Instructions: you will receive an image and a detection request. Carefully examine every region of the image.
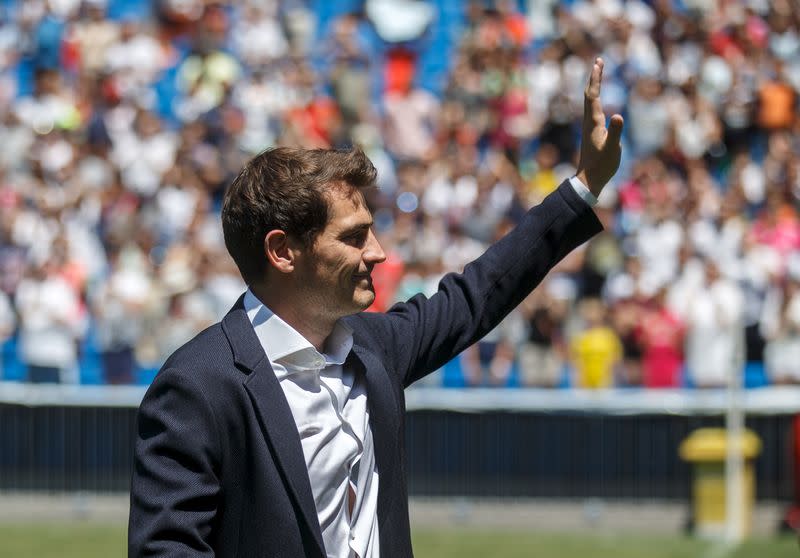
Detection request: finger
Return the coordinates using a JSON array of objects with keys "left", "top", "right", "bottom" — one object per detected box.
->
[
  {"left": 584, "top": 58, "right": 605, "bottom": 127},
  {"left": 584, "top": 57, "right": 603, "bottom": 100},
  {"left": 607, "top": 114, "right": 624, "bottom": 145}
]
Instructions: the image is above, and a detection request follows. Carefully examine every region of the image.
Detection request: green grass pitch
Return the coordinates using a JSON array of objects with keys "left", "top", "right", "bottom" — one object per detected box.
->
[{"left": 0, "top": 523, "right": 797, "bottom": 557}]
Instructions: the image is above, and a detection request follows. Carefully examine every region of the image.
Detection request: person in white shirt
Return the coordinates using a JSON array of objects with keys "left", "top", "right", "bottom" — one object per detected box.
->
[
  {"left": 15, "top": 258, "right": 84, "bottom": 383},
  {"left": 683, "top": 258, "right": 746, "bottom": 387}
]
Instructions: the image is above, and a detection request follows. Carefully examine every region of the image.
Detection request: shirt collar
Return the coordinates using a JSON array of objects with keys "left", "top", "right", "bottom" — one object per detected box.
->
[{"left": 243, "top": 289, "right": 354, "bottom": 372}]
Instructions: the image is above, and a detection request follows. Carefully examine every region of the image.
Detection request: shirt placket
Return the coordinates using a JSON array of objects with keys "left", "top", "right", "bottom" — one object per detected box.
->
[
  {"left": 342, "top": 380, "right": 367, "bottom": 557},
  {"left": 317, "top": 361, "right": 364, "bottom": 556}
]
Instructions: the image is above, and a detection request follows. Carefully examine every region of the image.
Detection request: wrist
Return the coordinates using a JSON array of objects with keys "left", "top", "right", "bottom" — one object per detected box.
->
[
  {"left": 575, "top": 169, "right": 602, "bottom": 197},
  {"left": 568, "top": 175, "right": 598, "bottom": 207}
]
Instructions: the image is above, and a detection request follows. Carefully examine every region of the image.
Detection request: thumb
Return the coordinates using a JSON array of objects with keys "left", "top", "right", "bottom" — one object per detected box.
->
[{"left": 606, "top": 114, "right": 624, "bottom": 146}]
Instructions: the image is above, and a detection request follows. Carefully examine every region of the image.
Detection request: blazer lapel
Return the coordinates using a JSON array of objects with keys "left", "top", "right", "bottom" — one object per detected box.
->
[
  {"left": 222, "top": 300, "right": 325, "bottom": 557},
  {"left": 350, "top": 344, "right": 402, "bottom": 524}
]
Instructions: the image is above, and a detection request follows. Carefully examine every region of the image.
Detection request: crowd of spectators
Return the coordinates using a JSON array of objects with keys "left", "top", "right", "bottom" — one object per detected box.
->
[{"left": 0, "top": 0, "right": 799, "bottom": 389}]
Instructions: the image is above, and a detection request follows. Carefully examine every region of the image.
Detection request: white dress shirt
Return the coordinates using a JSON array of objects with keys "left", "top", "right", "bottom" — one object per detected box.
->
[{"left": 244, "top": 290, "right": 379, "bottom": 558}]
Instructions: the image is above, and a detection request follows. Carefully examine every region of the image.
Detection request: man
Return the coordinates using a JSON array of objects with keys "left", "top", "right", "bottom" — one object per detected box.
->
[{"left": 129, "top": 58, "right": 623, "bottom": 557}]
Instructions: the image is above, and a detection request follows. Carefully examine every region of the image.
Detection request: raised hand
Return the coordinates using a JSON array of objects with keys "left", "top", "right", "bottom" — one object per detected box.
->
[{"left": 575, "top": 57, "right": 624, "bottom": 197}]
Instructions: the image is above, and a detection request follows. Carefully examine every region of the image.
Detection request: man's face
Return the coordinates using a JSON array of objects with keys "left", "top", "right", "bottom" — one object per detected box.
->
[{"left": 294, "top": 188, "right": 386, "bottom": 319}]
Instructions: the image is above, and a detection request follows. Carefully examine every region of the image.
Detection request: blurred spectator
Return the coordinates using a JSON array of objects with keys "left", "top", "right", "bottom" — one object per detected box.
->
[
  {"left": 527, "top": 143, "right": 562, "bottom": 202},
  {"left": 569, "top": 298, "right": 622, "bottom": 389},
  {"left": 322, "top": 13, "right": 372, "bottom": 135},
  {"left": 636, "top": 287, "right": 685, "bottom": 388},
  {"left": 0, "top": 289, "right": 14, "bottom": 378},
  {"left": 90, "top": 251, "right": 151, "bottom": 384},
  {"left": 461, "top": 309, "right": 525, "bottom": 387},
  {"left": 14, "top": 68, "right": 79, "bottom": 134},
  {"left": 111, "top": 108, "right": 179, "bottom": 196},
  {"left": 175, "top": 42, "right": 242, "bottom": 123},
  {"left": 383, "top": 82, "right": 439, "bottom": 162},
  {"left": 763, "top": 273, "right": 800, "bottom": 385},
  {"left": 104, "top": 19, "right": 170, "bottom": 97},
  {"left": 15, "top": 256, "right": 85, "bottom": 383},
  {"left": 756, "top": 65, "right": 796, "bottom": 131},
  {"left": 70, "top": 0, "right": 119, "bottom": 77},
  {"left": 609, "top": 296, "right": 644, "bottom": 387},
  {"left": 682, "top": 259, "right": 746, "bottom": 388},
  {"left": 232, "top": 2, "right": 289, "bottom": 67},
  {"left": 0, "top": 194, "right": 28, "bottom": 296},
  {"left": 518, "top": 280, "right": 572, "bottom": 387},
  {"left": 150, "top": 289, "right": 217, "bottom": 365},
  {"left": 627, "top": 78, "right": 669, "bottom": 157}
]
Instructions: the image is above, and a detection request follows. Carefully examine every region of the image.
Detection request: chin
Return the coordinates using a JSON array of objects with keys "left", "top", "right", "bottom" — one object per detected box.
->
[{"left": 354, "top": 291, "right": 375, "bottom": 311}]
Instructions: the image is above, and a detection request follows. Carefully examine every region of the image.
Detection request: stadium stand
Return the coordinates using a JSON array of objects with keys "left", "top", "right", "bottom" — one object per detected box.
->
[{"left": 0, "top": 0, "right": 798, "bottom": 392}]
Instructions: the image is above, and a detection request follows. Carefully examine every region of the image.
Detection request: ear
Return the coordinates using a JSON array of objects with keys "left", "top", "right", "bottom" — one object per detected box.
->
[{"left": 264, "top": 230, "right": 297, "bottom": 274}]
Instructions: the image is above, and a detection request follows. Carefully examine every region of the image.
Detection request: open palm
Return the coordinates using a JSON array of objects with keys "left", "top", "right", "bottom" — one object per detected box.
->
[{"left": 575, "top": 58, "right": 624, "bottom": 197}]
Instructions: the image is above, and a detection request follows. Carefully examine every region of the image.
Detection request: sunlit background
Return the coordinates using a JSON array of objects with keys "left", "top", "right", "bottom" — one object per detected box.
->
[{"left": 0, "top": 0, "right": 798, "bottom": 556}]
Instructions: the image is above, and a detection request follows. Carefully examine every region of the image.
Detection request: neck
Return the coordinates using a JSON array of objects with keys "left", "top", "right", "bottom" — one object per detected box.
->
[{"left": 250, "top": 282, "right": 334, "bottom": 352}]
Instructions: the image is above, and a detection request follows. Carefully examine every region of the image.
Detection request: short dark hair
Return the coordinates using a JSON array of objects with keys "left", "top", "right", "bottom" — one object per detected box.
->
[{"left": 221, "top": 147, "right": 377, "bottom": 284}]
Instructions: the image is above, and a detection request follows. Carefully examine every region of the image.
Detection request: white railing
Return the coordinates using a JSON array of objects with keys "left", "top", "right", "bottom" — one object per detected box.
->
[{"left": 0, "top": 381, "right": 798, "bottom": 415}]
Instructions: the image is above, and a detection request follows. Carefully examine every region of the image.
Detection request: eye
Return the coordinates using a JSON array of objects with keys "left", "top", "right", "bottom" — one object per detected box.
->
[{"left": 343, "top": 229, "right": 368, "bottom": 246}]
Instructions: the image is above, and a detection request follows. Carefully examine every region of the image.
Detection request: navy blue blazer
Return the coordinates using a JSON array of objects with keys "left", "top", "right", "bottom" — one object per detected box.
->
[{"left": 128, "top": 181, "right": 602, "bottom": 557}]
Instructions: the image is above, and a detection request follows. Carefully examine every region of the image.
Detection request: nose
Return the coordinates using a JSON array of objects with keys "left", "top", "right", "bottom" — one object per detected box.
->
[{"left": 364, "top": 228, "right": 387, "bottom": 265}]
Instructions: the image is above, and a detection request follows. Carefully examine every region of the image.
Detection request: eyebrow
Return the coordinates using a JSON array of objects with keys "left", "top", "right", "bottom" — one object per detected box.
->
[{"left": 339, "top": 222, "right": 373, "bottom": 236}]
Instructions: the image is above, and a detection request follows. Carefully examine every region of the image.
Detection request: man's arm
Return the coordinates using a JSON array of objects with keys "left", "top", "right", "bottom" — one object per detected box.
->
[
  {"left": 128, "top": 368, "right": 222, "bottom": 557},
  {"left": 355, "top": 58, "right": 623, "bottom": 385},
  {"left": 362, "top": 181, "right": 602, "bottom": 385}
]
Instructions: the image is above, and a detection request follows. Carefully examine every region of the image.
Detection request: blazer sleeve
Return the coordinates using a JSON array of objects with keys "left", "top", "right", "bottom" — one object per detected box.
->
[
  {"left": 356, "top": 180, "right": 603, "bottom": 387},
  {"left": 128, "top": 367, "right": 222, "bottom": 557}
]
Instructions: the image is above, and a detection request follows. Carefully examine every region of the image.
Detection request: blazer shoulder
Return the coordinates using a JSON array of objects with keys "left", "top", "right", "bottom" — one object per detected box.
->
[{"left": 345, "top": 312, "right": 401, "bottom": 350}]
